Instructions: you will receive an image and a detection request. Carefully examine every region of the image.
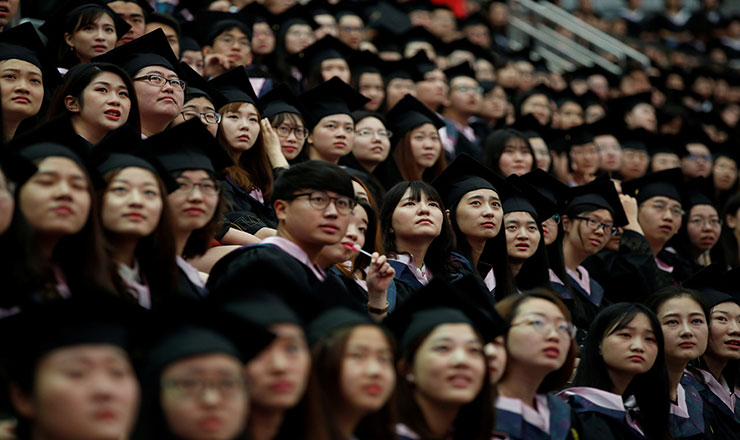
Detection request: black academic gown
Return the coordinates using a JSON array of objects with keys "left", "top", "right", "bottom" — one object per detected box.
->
[
  {"left": 682, "top": 370, "right": 740, "bottom": 440},
  {"left": 220, "top": 177, "right": 278, "bottom": 235}
]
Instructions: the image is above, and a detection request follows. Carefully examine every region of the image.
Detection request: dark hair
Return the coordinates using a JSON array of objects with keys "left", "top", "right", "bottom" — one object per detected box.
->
[
  {"left": 481, "top": 129, "right": 534, "bottom": 176},
  {"left": 48, "top": 62, "right": 142, "bottom": 136},
  {"left": 173, "top": 170, "right": 228, "bottom": 259},
  {"left": 717, "top": 193, "right": 740, "bottom": 268},
  {"left": 671, "top": 202, "right": 720, "bottom": 262},
  {"left": 645, "top": 285, "right": 710, "bottom": 321},
  {"left": 380, "top": 181, "right": 455, "bottom": 278},
  {"left": 272, "top": 21, "right": 308, "bottom": 85},
  {"left": 99, "top": 167, "right": 179, "bottom": 308},
  {"left": 303, "top": 324, "right": 398, "bottom": 440},
  {"left": 203, "top": 22, "right": 251, "bottom": 47},
  {"left": 505, "top": 210, "right": 551, "bottom": 292},
  {"left": 307, "top": 57, "right": 349, "bottom": 89},
  {"left": 58, "top": 6, "right": 120, "bottom": 67},
  {"left": 272, "top": 160, "right": 354, "bottom": 203},
  {"left": 573, "top": 303, "right": 671, "bottom": 440},
  {"left": 146, "top": 12, "right": 181, "bottom": 39},
  {"left": 393, "top": 130, "right": 446, "bottom": 183},
  {"left": 351, "top": 110, "right": 386, "bottom": 127},
  {"left": 269, "top": 111, "right": 308, "bottom": 164}
]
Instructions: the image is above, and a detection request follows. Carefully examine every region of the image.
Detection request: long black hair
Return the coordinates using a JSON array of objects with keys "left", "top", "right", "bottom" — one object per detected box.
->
[
  {"left": 481, "top": 128, "right": 535, "bottom": 176},
  {"left": 573, "top": 303, "right": 671, "bottom": 440},
  {"left": 504, "top": 209, "right": 550, "bottom": 292}
]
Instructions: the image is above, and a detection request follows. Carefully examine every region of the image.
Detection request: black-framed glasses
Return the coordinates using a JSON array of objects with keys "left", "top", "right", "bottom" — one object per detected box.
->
[
  {"left": 287, "top": 191, "right": 356, "bottom": 215},
  {"left": 548, "top": 214, "right": 561, "bottom": 225},
  {"left": 574, "top": 216, "right": 618, "bottom": 236},
  {"left": 275, "top": 125, "right": 309, "bottom": 140},
  {"left": 181, "top": 111, "right": 221, "bottom": 124},
  {"left": 161, "top": 377, "right": 246, "bottom": 400},
  {"left": 134, "top": 74, "right": 186, "bottom": 91},
  {"left": 174, "top": 179, "right": 221, "bottom": 197}
]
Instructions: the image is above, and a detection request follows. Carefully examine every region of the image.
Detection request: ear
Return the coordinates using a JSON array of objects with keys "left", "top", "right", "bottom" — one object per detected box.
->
[
  {"left": 561, "top": 215, "right": 571, "bottom": 233},
  {"left": 274, "top": 199, "right": 288, "bottom": 223},
  {"left": 727, "top": 213, "right": 737, "bottom": 229},
  {"left": 202, "top": 45, "right": 213, "bottom": 55},
  {"left": 63, "top": 32, "right": 74, "bottom": 49},
  {"left": 445, "top": 209, "right": 451, "bottom": 223},
  {"left": 64, "top": 96, "right": 81, "bottom": 113},
  {"left": 8, "top": 384, "right": 34, "bottom": 419},
  {"left": 307, "top": 133, "right": 314, "bottom": 146}
]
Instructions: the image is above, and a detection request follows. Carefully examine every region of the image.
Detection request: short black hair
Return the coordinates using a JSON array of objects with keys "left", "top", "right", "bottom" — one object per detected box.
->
[
  {"left": 272, "top": 160, "right": 354, "bottom": 202},
  {"left": 146, "top": 12, "right": 181, "bottom": 39}
]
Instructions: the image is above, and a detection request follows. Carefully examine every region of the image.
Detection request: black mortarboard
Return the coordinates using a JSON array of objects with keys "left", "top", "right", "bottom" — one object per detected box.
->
[
  {"left": 514, "top": 84, "right": 554, "bottom": 114},
  {"left": 617, "top": 127, "right": 653, "bottom": 152},
  {"left": 92, "top": 28, "right": 181, "bottom": 76},
  {"left": 408, "top": 50, "right": 438, "bottom": 77},
  {"left": 179, "top": 35, "right": 201, "bottom": 53},
  {"left": 402, "top": 0, "right": 433, "bottom": 14},
  {"left": 621, "top": 168, "right": 683, "bottom": 204},
  {"left": 306, "top": 0, "right": 338, "bottom": 17},
  {"left": 566, "top": 123, "right": 596, "bottom": 148},
  {"left": 683, "top": 263, "right": 740, "bottom": 307},
  {"left": 0, "top": 22, "right": 61, "bottom": 89},
  {"left": 291, "top": 35, "right": 355, "bottom": 77},
  {"left": 372, "top": 23, "right": 402, "bottom": 55},
  {"left": 384, "top": 275, "right": 506, "bottom": 352},
  {"left": 683, "top": 177, "right": 716, "bottom": 210},
  {"left": 567, "top": 176, "right": 628, "bottom": 227},
  {"left": 385, "top": 94, "right": 445, "bottom": 146},
  {"left": 384, "top": 57, "right": 424, "bottom": 82},
  {"left": 350, "top": 50, "right": 386, "bottom": 76},
  {"left": 443, "top": 61, "right": 477, "bottom": 82},
  {"left": 431, "top": 153, "right": 510, "bottom": 211},
  {"left": 400, "top": 26, "right": 442, "bottom": 52},
  {"left": 258, "top": 82, "right": 307, "bottom": 120},
  {"left": 307, "top": 307, "right": 374, "bottom": 346},
  {"left": 270, "top": 4, "right": 319, "bottom": 34},
  {"left": 502, "top": 175, "right": 557, "bottom": 221},
  {"left": 40, "top": 0, "right": 131, "bottom": 48},
  {"left": 208, "top": 65, "right": 258, "bottom": 106},
  {"left": 511, "top": 114, "right": 550, "bottom": 139},
  {"left": 179, "top": 62, "right": 227, "bottom": 108},
  {"left": 679, "top": 124, "right": 713, "bottom": 151},
  {"left": 145, "top": 119, "right": 231, "bottom": 174},
  {"left": 520, "top": 168, "right": 570, "bottom": 213},
  {"left": 458, "top": 12, "right": 491, "bottom": 30},
  {"left": 609, "top": 92, "right": 653, "bottom": 116},
  {"left": 299, "top": 76, "right": 369, "bottom": 129},
  {"left": 196, "top": 9, "right": 254, "bottom": 45},
  {"left": 240, "top": 2, "right": 272, "bottom": 24},
  {"left": 0, "top": 147, "right": 36, "bottom": 186},
  {"left": 15, "top": 141, "right": 85, "bottom": 168}
]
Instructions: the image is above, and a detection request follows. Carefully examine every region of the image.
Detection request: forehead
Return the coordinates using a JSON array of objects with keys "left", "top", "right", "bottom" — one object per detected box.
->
[
  {"left": 184, "top": 96, "right": 216, "bottom": 108},
  {"left": 658, "top": 296, "right": 704, "bottom": 316},
  {"left": 218, "top": 27, "right": 248, "bottom": 39},
  {"left": 347, "top": 325, "right": 388, "bottom": 346},
  {"left": 320, "top": 113, "right": 353, "bottom": 124},
  {"left": 42, "top": 344, "right": 129, "bottom": 365},
  {"left": 359, "top": 72, "right": 383, "bottom": 84},
  {"left": 178, "top": 169, "right": 211, "bottom": 180},
  {"left": 107, "top": 1, "right": 144, "bottom": 15},
  {"left": 644, "top": 195, "right": 680, "bottom": 205},
  {"left": 411, "top": 123, "right": 437, "bottom": 134},
  {"left": 162, "top": 352, "right": 242, "bottom": 376},
  {"left": 464, "top": 188, "right": 499, "bottom": 199},
  {"left": 424, "top": 322, "right": 478, "bottom": 342},
  {"left": 505, "top": 211, "right": 536, "bottom": 222},
  {"left": 147, "top": 22, "right": 176, "bottom": 35},
  {"left": 0, "top": 58, "right": 42, "bottom": 75},
  {"left": 91, "top": 71, "right": 127, "bottom": 85},
  {"left": 135, "top": 66, "right": 178, "bottom": 78},
  {"left": 356, "top": 117, "right": 384, "bottom": 129},
  {"left": 712, "top": 302, "right": 740, "bottom": 314},
  {"left": 451, "top": 76, "right": 478, "bottom": 88},
  {"left": 515, "top": 297, "right": 564, "bottom": 320},
  {"left": 112, "top": 166, "right": 158, "bottom": 183},
  {"left": 689, "top": 204, "right": 718, "bottom": 216},
  {"left": 36, "top": 156, "right": 85, "bottom": 175}
]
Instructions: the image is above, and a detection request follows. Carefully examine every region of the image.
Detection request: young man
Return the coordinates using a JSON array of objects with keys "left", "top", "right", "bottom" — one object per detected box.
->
[
  {"left": 441, "top": 62, "right": 483, "bottom": 159},
  {"left": 198, "top": 11, "right": 253, "bottom": 78},
  {"left": 107, "top": 0, "right": 150, "bottom": 46}
]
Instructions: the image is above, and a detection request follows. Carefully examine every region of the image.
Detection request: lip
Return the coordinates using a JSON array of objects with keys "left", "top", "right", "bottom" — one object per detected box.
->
[
  {"left": 283, "top": 146, "right": 296, "bottom": 153},
  {"left": 589, "top": 238, "right": 602, "bottom": 247},
  {"left": 238, "top": 134, "right": 251, "bottom": 143},
  {"left": 658, "top": 224, "right": 673, "bottom": 233},
  {"left": 269, "top": 381, "right": 295, "bottom": 393},
  {"left": 119, "top": 37, "right": 132, "bottom": 44},
  {"left": 11, "top": 96, "right": 30, "bottom": 104},
  {"left": 319, "top": 224, "right": 339, "bottom": 234},
  {"left": 481, "top": 221, "right": 495, "bottom": 228},
  {"left": 725, "top": 339, "right": 740, "bottom": 349},
  {"left": 333, "top": 142, "right": 347, "bottom": 148},
  {"left": 447, "top": 373, "right": 472, "bottom": 388},
  {"left": 416, "top": 218, "right": 433, "bottom": 225},
  {"left": 543, "top": 346, "right": 560, "bottom": 358},
  {"left": 184, "top": 207, "right": 205, "bottom": 215},
  {"left": 422, "top": 153, "right": 436, "bottom": 160},
  {"left": 92, "top": 44, "right": 108, "bottom": 52},
  {"left": 158, "top": 96, "right": 177, "bottom": 104},
  {"left": 123, "top": 212, "right": 145, "bottom": 220},
  {"left": 52, "top": 205, "right": 73, "bottom": 215},
  {"left": 104, "top": 108, "right": 121, "bottom": 120},
  {"left": 198, "top": 416, "right": 223, "bottom": 431},
  {"left": 515, "top": 243, "right": 530, "bottom": 250},
  {"left": 362, "top": 383, "right": 383, "bottom": 396},
  {"left": 370, "top": 146, "right": 384, "bottom": 153},
  {"left": 228, "top": 54, "right": 242, "bottom": 61},
  {"left": 629, "top": 355, "right": 645, "bottom": 362},
  {"left": 678, "top": 341, "right": 696, "bottom": 349},
  {"left": 93, "top": 409, "right": 117, "bottom": 421}
]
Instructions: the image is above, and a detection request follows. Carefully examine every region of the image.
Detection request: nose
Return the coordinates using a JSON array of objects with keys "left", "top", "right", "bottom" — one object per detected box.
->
[
  {"left": 324, "top": 200, "right": 339, "bottom": 216},
  {"left": 128, "top": 188, "right": 144, "bottom": 205},
  {"left": 450, "top": 346, "right": 467, "bottom": 365},
  {"left": 679, "top": 321, "right": 693, "bottom": 336},
  {"left": 95, "top": 28, "right": 106, "bottom": 41},
  {"left": 201, "top": 387, "right": 223, "bottom": 406},
  {"left": 53, "top": 180, "right": 73, "bottom": 198},
  {"left": 365, "top": 358, "right": 382, "bottom": 376},
  {"left": 344, "top": 223, "right": 359, "bottom": 242},
  {"left": 271, "top": 350, "right": 288, "bottom": 371},
  {"left": 187, "top": 186, "right": 204, "bottom": 202},
  {"left": 631, "top": 338, "right": 646, "bottom": 352}
]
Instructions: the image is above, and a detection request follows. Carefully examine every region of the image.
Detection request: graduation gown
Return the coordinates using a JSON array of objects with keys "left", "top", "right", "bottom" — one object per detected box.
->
[
  {"left": 558, "top": 388, "right": 646, "bottom": 440},
  {"left": 684, "top": 369, "right": 740, "bottom": 439},
  {"left": 494, "top": 393, "right": 575, "bottom": 440},
  {"left": 220, "top": 177, "right": 278, "bottom": 235},
  {"left": 670, "top": 372, "right": 712, "bottom": 440},
  {"left": 449, "top": 252, "right": 497, "bottom": 298},
  {"left": 176, "top": 256, "right": 208, "bottom": 300},
  {"left": 550, "top": 267, "right": 606, "bottom": 347}
]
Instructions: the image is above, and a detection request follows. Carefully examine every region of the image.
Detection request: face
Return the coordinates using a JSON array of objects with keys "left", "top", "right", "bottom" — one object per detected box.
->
[
  {"left": 273, "top": 113, "right": 306, "bottom": 161},
  {"left": 0, "top": 169, "right": 13, "bottom": 235},
  {"left": 595, "top": 135, "right": 622, "bottom": 173},
  {"left": 245, "top": 323, "right": 311, "bottom": 410},
  {"left": 0, "top": 59, "right": 43, "bottom": 121},
  {"left": 713, "top": 156, "right": 738, "bottom": 191},
  {"left": 416, "top": 69, "right": 448, "bottom": 110},
  {"left": 133, "top": 66, "right": 184, "bottom": 122},
  {"left": 337, "top": 15, "right": 364, "bottom": 49},
  {"left": 585, "top": 104, "right": 606, "bottom": 124},
  {"left": 520, "top": 94, "right": 551, "bottom": 126},
  {"left": 485, "top": 336, "right": 507, "bottom": 385},
  {"left": 352, "top": 117, "right": 390, "bottom": 167},
  {"left": 411, "top": 323, "right": 486, "bottom": 406},
  {"left": 166, "top": 170, "right": 219, "bottom": 234},
  {"left": 563, "top": 209, "right": 614, "bottom": 256},
  {"left": 448, "top": 77, "right": 482, "bottom": 116},
  {"left": 161, "top": 354, "right": 248, "bottom": 440},
  {"left": 308, "top": 114, "right": 354, "bottom": 163},
  {"left": 557, "top": 102, "right": 584, "bottom": 129},
  {"left": 319, "top": 205, "right": 368, "bottom": 264},
  {"left": 284, "top": 24, "right": 315, "bottom": 54},
  {"left": 505, "top": 298, "right": 572, "bottom": 374},
  {"left": 681, "top": 143, "right": 712, "bottom": 179},
  {"left": 340, "top": 326, "right": 395, "bottom": 413},
  {"left": 320, "top": 58, "right": 350, "bottom": 84},
  {"left": 357, "top": 72, "right": 385, "bottom": 112},
  {"left": 686, "top": 204, "right": 721, "bottom": 253},
  {"left": 455, "top": 188, "right": 503, "bottom": 241},
  {"left": 181, "top": 50, "right": 205, "bottom": 77},
  {"left": 220, "top": 102, "right": 260, "bottom": 152},
  {"left": 171, "top": 97, "right": 219, "bottom": 137},
  {"left": 19, "top": 157, "right": 91, "bottom": 239},
  {"left": 542, "top": 216, "right": 559, "bottom": 246},
  {"left": 208, "top": 27, "right": 252, "bottom": 68},
  {"left": 409, "top": 123, "right": 442, "bottom": 170},
  {"left": 101, "top": 167, "right": 162, "bottom": 239},
  {"left": 108, "top": 1, "right": 145, "bottom": 46},
  {"left": 658, "top": 296, "right": 708, "bottom": 364},
  {"left": 651, "top": 152, "right": 680, "bottom": 173},
  {"left": 65, "top": 13, "right": 117, "bottom": 63},
  {"left": 69, "top": 71, "right": 131, "bottom": 135},
  {"left": 276, "top": 189, "right": 352, "bottom": 248},
  {"left": 498, "top": 138, "right": 533, "bottom": 177},
  {"left": 19, "top": 345, "right": 139, "bottom": 440},
  {"left": 251, "top": 22, "right": 275, "bottom": 55},
  {"left": 638, "top": 196, "right": 683, "bottom": 249},
  {"left": 391, "top": 188, "right": 443, "bottom": 244},
  {"left": 529, "top": 137, "right": 551, "bottom": 171},
  {"left": 505, "top": 211, "right": 540, "bottom": 262},
  {"left": 625, "top": 103, "right": 657, "bottom": 132},
  {"left": 0, "top": 0, "right": 19, "bottom": 29},
  {"left": 145, "top": 22, "right": 179, "bottom": 56},
  {"left": 569, "top": 143, "right": 599, "bottom": 176},
  {"left": 600, "top": 313, "right": 658, "bottom": 381},
  {"left": 707, "top": 302, "right": 740, "bottom": 361},
  {"left": 385, "top": 78, "right": 416, "bottom": 110},
  {"left": 313, "top": 14, "right": 338, "bottom": 39},
  {"left": 620, "top": 149, "right": 649, "bottom": 181}
]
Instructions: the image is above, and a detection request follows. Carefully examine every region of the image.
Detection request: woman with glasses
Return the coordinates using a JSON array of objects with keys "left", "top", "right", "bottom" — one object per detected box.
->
[
  {"left": 170, "top": 63, "right": 224, "bottom": 138},
  {"left": 259, "top": 83, "right": 310, "bottom": 163},
  {"left": 562, "top": 303, "right": 671, "bottom": 440},
  {"left": 672, "top": 184, "right": 722, "bottom": 272},
  {"left": 493, "top": 290, "right": 578, "bottom": 439}
]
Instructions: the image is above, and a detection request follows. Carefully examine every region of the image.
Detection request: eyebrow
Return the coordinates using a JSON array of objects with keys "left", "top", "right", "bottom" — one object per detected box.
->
[
  {"left": 621, "top": 325, "right": 655, "bottom": 334},
  {"left": 662, "top": 312, "right": 705, "bottom": 319},
  {"left": 505, "top": 218, "right": 536, "bottom": 225},
  {"left": 144, "top": 70, "right": 179, "bottom": 79},
  {"left": 111, "top": 178, "right": 157, "bottom": 187},
  {"left": 184, "top": 104, "right": 216, "bottom": 111},
  {"left": 36, "top": 170, "right": 86, "bottom": 180},
  {"left": 467, "top": 194, "right": 500, "bottom": 202}
]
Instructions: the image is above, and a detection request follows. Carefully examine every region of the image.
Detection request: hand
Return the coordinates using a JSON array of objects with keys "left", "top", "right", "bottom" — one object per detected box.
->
[
  {"left": 619, "top": 194, "right": 639, "bottom": 223},
  {"left": 203, "top": 53, "right": 231, "bottom": 78},
  {"left": 260, "top": 118, "right": 281, "bottom": 154},
  {"left": 367, "top": 253, "right": 395, "bottom": 303}
]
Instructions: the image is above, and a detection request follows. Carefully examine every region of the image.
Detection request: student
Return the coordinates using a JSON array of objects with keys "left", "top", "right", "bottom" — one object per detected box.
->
[
  {"left": 259, "top": 83, "right": 310, "bottom": 163},
  {"left": 493, "top": 290, "right": 578, "bottom": 439},
  {"left": 294, "top": 35, "right": 354, "bottom": 89},
  {"left": 673, "top": 182, "right": 722, "bottom": 270},
  {"left": 350, "top": 50, "right": 386, "bottom": 112},
  {"left": 271, "top": 5, "right": 318, "bottom": 93},
  {"left": 618, "top": 130, "right": 651, "bottom": 183},
  {"left": 197, "top": 10, "right": 254, "bottom": 78},
  {"left": 170, "top": 62, "right": 225, "bottom": 137},
  {"left": 299, "top": 76, "right": 368, "bottom": 164},
  {"left": 93, "top": 29, "right": 185, "bottom": 138},
  {"left": 107, "top": 0, "right": 150, "bottom": 47},
  {"left": 386, "top": 95, "right": 446, "bottom": 183},
  {"left": 342, "top": 111, "right": 392, "bottom": 176},
  {"left": 48, "top": 62, "right": 140, "bottom": 144},
  {"left": 563, "top": 303, "right": 671, "bottom": 440},
  {"left": 440, "top": 62, "right": 483, "bottom": 159},
  {"left": 145, "top": 12, "right": 180, "bottom": 56},
  {"left": 481, "top": 129, "right": 535, "bottom": 177},
  {"left": 382, "top": 58, "right": 420, "bottom": 112}
]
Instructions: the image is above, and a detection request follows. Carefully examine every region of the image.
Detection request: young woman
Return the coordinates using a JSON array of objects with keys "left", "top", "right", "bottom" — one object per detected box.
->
[
  {"left": 48, "top": 62, "right": 139, "bottom": 144},
  {"left": 380, "top": 181, "right": 455, "bottom": 304},
  {"left": 646, "top": 286, "right": 711, "bottom": 439},
  {"left": 481, "top": 129, "right": 535, "bottom": 177},
  {"left": 493, "top": 290, "right": 578, "bottom": 439},
  {"left": 673, "top": 186, "right": 722, "bottom": 271},
  {"left": 171, "top": 62, "right": 225, "bottom": 138},
  {"left": 210, "top": 66, "right": 288, "bottom": 238},
  {"left": 259, "top": 83, "right": 309, "bottom": 163},
  {"left": 299, "top": 35, "right": 353, "bottom": 89},
  {"left": 387, "top": 94, "right": 446, "bottom": 183},
  {"left": 563, "top": 303, "right": 671, "bottom": 440},
  {"left": 351, "top": 51, "right": 386, "bottom": 112},
  {"left": 303, "top": 309, "right": 397, "bottom": 439},
  {"left": 272, "top": 9, "right": 317, "bottom": 93}
]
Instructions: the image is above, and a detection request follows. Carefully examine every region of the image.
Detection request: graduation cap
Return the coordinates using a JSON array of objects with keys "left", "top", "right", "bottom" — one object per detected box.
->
[
  {"left": 621, "top": 168, "right": 683, "bottom": 205},
  {"left": 179, "top": 62, "right": 227, "bottom": 109},
  {"left": 0, "top": 22, "right": 61, "bottom": 89},
  {"left": 39, "top": 0, "right": 131, "bottom": 49},
  {"left": 510, "top": 114, "right": 550, "bottom": 139},
  {"left": 567, "top": 176, "right": 628, "bottom": 227},
  {"left": 208, "top": 65, "right": 259, "bottom": 106},
  {"left": 458, "top": 12, "right": 491, "bottom": 31},
  {"left": 291, "top": 35, "right": 355, "bottom": 77},
  {"left": 196, "top": 9, "right": 254, "bottom": 45},
  {"left": 103, "top": 0, "right": 153, "bottom": 14},
  {"left": 11, "top": 117, "right": 92, "bottom": 168},
  {"left": 307, "top": 307, "right": 375, "bottom": 346},
  {"left": 299, "top": 76, "right": 369, "bottom": 129},
  {"left": 258, "top": 82, "right": 307, "bottom": 120},
  {"left": 514, "top": 84, "right": 555, "bottom": 113},
  {"left": 520, "top": 168, "right": 570, "bottom": 213},
  {"left": 306, "top": 0, "right": 338, "bottom": 18},
  {"left": 443, "top": 61, "right": 477, "bottom": 82},
  {"left": 609, "top": 92, "right": 653, "bottom": 116},
  {"left": 400, "top": 26, "right": 443, "bottom": 53},
  {"left": 384, "top": 57, "right": 424, "bottom": 82},
  {"left": 0, "top": 148, "right": 36, "bottom": 186},
  {"left": 431, "top": 152, "right": 510, "bottom": 211},
  {"left": 617, "top": 127, "right": 653, "bottom": 153},
  {"left": 385, "top": 94, "right": 445, "bottom": 146},
  {"left": 682, "top": 263, "right": 740, "bottom": 308},
  {"left": 384, "top": 275, "right": 506, "bottom": 352},
  {"left": 92, "top": 28, "right": 181, "bottom": 76},
  {"left": 408, "top": 50, "right": 438, "bottom": 77},
  {"left": 502, "top": 174, "right": 558, "bottom": 221},
  {"left": 269, "top": 4, "right": 319, "bottom": 34},
  {"left": 241, "top": 2, "right": 272, "bottom": 24},
  {"left": 145, "top": 119, "right": 231, "bottom": 174},
  {"left": 371, "top": 23, "right": 402, "bottom": 55},
  {"left": 683, "top": 177, "right": 716, "bottom": 210},
  {"left": 350, "top": 50, "right": 386, "bottom": 77}
]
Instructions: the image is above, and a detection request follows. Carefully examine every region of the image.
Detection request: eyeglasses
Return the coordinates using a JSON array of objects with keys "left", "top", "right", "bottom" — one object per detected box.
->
[
  {"left": 275, "top": 125, "right": 309, "bottom": 140},
  {"left": 548, "top": 213, "right": 561, "bottom": 225},
  {"left": 286, "top": 29, "right": 314, "bottom": 39},
  {"left": 574, "top": 216, "right": 618, "bottom": 236},
  {"left": 181, "top": 111, "right": 222, "bottom": 124},
  {"left": 161, "top": 377, "right": 246, "bottom": 400},
  {"left": 174, "top": 179, "right": 220, "bottom": 197},
  {"left": 510, "top": 317, "right": 577, "bottom": 339},
  {"left": 454, "top": 85, "right": 484, "bottom": 94},
  {"left": 687, "top": 154, "right": 712, "bottom": 162},
  {"left": 645, "top": 201, "right": 685, "bottom": 218},
  {"left": 134, "top": 75, "right": 186, "bottom": 91},
  {"left": 688, "top": 217, "right": 722, "bottom": 228},
  {"left": 287, "top": 191, "right": 356, "bottom": 215},
  {"left": 355, "top": 128, "right": 392, "bottom": 138},
  {"left": 215, "top": 35, "right": 250, "bottom": 47}
]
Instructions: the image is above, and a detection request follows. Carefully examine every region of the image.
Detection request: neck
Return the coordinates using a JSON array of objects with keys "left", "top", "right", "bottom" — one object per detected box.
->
[
  {"left": 666, "top": 358, "right": 688, "bottom": 401},
  {"left": 3, "top": 118, "right": 21, "bottom": 142},
  {"left": 607, "top": 369, "right": 634, "bottom": 396},
  {"left": 509, "top": 259, "right": 523, "bottom": 277},
  {"left": 248, "top": 407, "right": 285, "bottom": 440},
  {"left": 442, "top": 108, "right": 470, "bottom": 127},
  {"left": 309, "top": 147, "right": 339, "bottom": 164},
  {"left": 414, "top": 392, "right": 460, "bottom": 437},
  {"left": 498, "top": 363, "right": 549, "bottom": 408},
  {"left": 141, "top": 116, "right": 173, "bottom": 138},
  {"left": 276, "top": 227, "right": 323, "bottom": 263},
  {"left": 36, "top": 235, "right": 60, "bottom": 261},
  {"left": 71, "top": 117, "right": 107, "bottom": 145},
  {"left": 174, "top": 229, "right": 190, "bottom": 256},
  {"left": 109, "top": 236, "right": 140, "bottom": 267},
  {"left": 334, "top": 405, "right": 366, "bottom": 440},
  {"left": 703, "top": 351, "right": 728, "bottom": 381},
  {"left": 646, "top": 236, "right": 666, "bottom": 257},
  {"left": 572, "top": 172, "right": 593, "bottom": 186},
  {"left": 562, "top": 237, "right": 588, "bottom": 272},
  {"left": 467, "top": 237, "right": 486, "bottom": 268},
  {"left": 356, "top": 157, "right": 378, "bottom": 173},
  {"left": 395, "top": 238, "right": 431, "bottom": 269}
]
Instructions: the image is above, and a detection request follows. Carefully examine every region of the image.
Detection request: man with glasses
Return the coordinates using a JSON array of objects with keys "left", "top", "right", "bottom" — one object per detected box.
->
[
  {"left": 208, "top": 161, "right": 357, "bottom": 295},
  {"left": 440, "top": 62, "right": 483, "bottom": 159},
  {"left": 199, "top": 11, "right": 254, "bottom": 78}
]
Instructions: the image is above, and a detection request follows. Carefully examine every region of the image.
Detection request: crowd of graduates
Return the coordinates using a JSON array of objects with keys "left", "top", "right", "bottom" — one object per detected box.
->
[{"left": 1, "top": 0, "right": 740, "bottom": 439}]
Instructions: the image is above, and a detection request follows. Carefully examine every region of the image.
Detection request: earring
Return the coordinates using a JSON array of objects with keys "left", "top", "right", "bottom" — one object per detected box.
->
[{"left": 406, "top": 373, "right": 415, "bottom": 383}]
